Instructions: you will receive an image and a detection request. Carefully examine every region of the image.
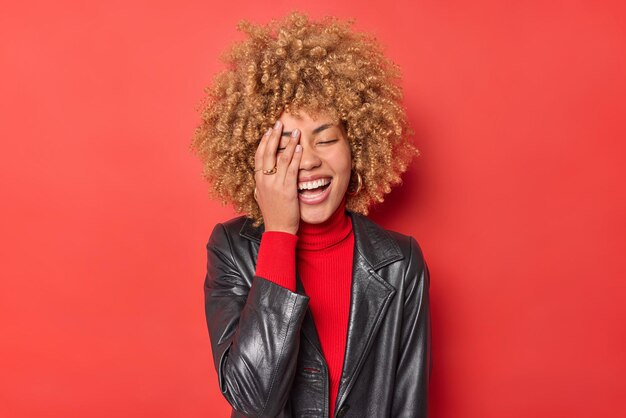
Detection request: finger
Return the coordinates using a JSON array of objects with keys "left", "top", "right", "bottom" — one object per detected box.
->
[
  {"left": 263, "top": 120, "right": 282, "bottom": 173},
  {"left": 285, "top": 141, "right": 303, "bottom": 189},
  {"left": 254, "top": 128, "right": 272, "bottom": 172},
  {"left": 277, "top": 128, "right": 299, "bottom": 182}
]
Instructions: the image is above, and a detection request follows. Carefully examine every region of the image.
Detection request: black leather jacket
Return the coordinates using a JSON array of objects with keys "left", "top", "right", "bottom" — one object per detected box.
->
[{"left": 204, "top": 210, "right": 432, "bottom": 418}]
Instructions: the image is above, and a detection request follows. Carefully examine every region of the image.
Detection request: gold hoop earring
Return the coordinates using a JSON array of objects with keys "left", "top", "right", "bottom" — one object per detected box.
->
[{"left": 347, "top": 171, "right": 362, "bottom": 196}]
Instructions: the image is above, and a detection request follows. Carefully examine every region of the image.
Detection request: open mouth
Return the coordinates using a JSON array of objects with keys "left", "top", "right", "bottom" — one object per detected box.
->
[{"left": 298, "top": 180, "right": 332, "bottom": 196}]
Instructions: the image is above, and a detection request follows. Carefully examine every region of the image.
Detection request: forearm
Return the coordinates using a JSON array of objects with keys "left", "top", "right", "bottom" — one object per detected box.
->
[
  {"left": 254, "top": 230, "right": 299, "bottom": 292},
  {"left": 205, "top": 224, "right": 308, "bottom": 417},
  {"left": 209, "top": 276, "right": 309, "bottom": 417}
]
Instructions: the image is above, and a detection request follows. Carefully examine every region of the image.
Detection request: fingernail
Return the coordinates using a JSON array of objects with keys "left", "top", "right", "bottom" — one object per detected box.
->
[
  {"left": 274, "top": 120, "right": 281, "bottom": 129},
  {"left": 295, "top": 144, "right": 302, "bottom": 153},
  {"left": 291, "top": 128, "right": 299, "bottom": 138}
]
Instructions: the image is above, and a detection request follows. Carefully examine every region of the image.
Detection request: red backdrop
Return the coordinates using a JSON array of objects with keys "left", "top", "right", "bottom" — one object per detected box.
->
[{"left": 1, "top": 1, "right": 625, "bottom": 417}]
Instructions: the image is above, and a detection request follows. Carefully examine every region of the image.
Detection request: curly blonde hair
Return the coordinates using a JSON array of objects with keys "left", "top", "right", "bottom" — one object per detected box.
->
[{"left": 190, "top": 11, "right": 420, "bottom": 227}]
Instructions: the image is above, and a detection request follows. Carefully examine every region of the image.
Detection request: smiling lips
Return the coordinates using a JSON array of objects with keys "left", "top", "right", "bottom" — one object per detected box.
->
[
  {"left": 298, "top": 177, "right": 332, "bottom": 191},
  {"left": 298, "top": 178, "right": 333, "bottom": 204}
]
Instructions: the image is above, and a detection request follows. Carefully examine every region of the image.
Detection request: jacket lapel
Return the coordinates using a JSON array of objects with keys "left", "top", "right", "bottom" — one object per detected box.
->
[
  {"left": 333, "top": 211, "right": 403, "bottom": 413},
  {"left": 239, "top": 211, "right": 404, "bottom": 414}
]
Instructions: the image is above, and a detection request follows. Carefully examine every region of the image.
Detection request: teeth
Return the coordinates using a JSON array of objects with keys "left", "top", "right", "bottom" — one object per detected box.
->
[{"left": 298, "top": 178, "right": 331, "bottom": 191}]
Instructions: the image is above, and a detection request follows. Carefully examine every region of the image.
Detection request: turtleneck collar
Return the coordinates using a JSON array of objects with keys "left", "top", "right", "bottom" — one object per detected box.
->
[{"left": 297, "top": 195, "right": 353, "bottom": 251}]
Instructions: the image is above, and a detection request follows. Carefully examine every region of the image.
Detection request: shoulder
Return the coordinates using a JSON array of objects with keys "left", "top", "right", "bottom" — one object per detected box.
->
[
  {"left": 352, "top": 212, "right": 425, "bottom": 257},
  {"left": 350, "top": 211, "right": 427, "bottom": 276},
  {"left": 218, "top": 215, "right": 250, "bottom": 233},
  {"left": 388, "top": 228, "right": 426, "bottom": 268},
  {"left": 206, "top": 215, "right": 251, "bottom": 249}
]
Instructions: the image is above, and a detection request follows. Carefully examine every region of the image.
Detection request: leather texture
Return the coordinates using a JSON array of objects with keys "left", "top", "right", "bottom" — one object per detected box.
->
[{"left": 204, "top": 211, "right": 432, "bottom": 418}]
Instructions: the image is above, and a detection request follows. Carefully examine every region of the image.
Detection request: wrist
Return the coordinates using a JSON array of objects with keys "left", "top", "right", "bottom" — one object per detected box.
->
[{"left": 264, "top": 225, "right": 299, "bottom": 235}]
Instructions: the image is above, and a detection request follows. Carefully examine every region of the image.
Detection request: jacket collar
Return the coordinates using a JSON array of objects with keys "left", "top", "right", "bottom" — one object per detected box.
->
[
  {"left": 240, "top": 211, "right": 404, "bottom": 414},
  {"left": 239, "top": 210, "right": 404, "bottom": 270}
]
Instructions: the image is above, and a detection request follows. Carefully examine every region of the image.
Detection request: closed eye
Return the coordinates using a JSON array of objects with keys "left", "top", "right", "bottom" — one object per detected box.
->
[{"left": 278, "top": 139, "right": 338, "bottom": 151}]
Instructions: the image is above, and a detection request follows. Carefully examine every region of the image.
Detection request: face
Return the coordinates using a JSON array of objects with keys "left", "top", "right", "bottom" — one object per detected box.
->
[{"left": 277, "top": 109, "right": 352, "bottom": 224}]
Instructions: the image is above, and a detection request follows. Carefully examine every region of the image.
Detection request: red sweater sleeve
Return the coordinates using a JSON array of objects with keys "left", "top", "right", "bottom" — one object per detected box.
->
[{"left": 254, "top": 231, "right": 298, "bottom": 292}]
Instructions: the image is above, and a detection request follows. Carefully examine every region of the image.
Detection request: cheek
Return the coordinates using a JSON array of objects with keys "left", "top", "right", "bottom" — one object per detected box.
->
[
  {"left": 337, "top": 159, "right": 352, "bottom": 187},
  {"left": 339, "top": 144, "right": 353, "bottom": 176},
  {"left": 328, "top": 142, "right": 352, "bottom": 182}
]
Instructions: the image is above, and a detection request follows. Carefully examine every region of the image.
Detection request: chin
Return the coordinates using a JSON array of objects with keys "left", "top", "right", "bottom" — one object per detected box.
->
[
  {"left": 300, "top": 206, "right": 332, "bottom": 224},
  {"left": 300, "top": 212, "right": 326, "bottom": 225}
]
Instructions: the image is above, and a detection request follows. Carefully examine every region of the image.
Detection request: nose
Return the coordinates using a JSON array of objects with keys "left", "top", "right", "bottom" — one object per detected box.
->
[{"left": 298, "top": 140, "right": 322, "bottom": 171}]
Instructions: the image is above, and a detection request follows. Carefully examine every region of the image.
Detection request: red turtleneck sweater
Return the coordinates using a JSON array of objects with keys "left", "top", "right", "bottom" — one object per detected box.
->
[{"left": 254, "top": 196, "right": 354, "bottom": 417}]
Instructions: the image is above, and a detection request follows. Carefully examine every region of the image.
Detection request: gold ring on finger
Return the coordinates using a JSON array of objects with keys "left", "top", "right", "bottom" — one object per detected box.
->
[{"left": 262, "top": 166, "right": 277, "bottom": 175}]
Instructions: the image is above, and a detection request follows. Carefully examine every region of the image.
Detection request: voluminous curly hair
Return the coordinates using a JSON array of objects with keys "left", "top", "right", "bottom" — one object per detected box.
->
[{"left": 190, "top": 11, "right": 420, "bottom": 227}]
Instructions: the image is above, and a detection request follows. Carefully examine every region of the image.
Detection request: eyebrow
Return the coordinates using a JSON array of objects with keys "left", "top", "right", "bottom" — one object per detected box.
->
[{"left": 282, "top": 123, "right": 334, "bottom": 137}]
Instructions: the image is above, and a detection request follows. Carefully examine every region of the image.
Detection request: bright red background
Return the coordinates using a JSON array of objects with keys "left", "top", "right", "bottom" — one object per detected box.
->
[{"left": 1, "top": 1, "right": 625, "bottom": 417}]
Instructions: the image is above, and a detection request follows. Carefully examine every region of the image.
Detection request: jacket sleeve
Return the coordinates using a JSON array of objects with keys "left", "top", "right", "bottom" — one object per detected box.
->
[
  {"left": 204, "top": 222, "right": 310, "bottom": 417},
  {"left": 390, "top": 237, "right": 432, "bottom": 418}
]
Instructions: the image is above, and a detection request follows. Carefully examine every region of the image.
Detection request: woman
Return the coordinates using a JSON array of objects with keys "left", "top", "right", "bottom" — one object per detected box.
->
[{"left": 191, "top": 12, "right": 432, "bottom": 418}]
